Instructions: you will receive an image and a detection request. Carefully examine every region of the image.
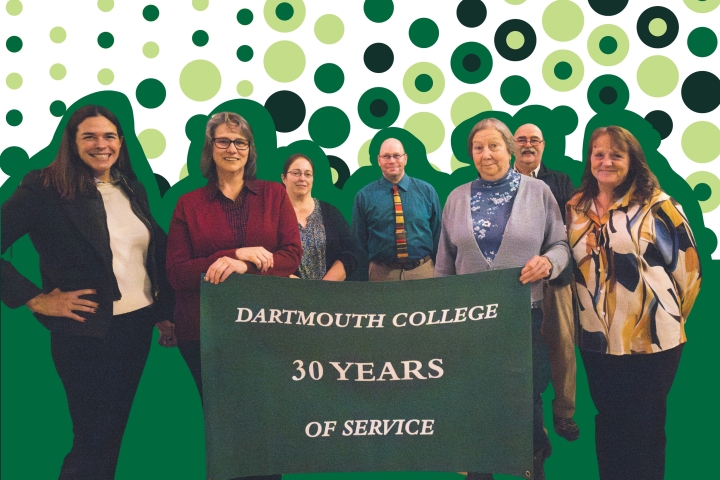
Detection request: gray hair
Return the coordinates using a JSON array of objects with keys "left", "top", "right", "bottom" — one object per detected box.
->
[{"left": 467, "top": 118, "right": 517, "bottom": 159}]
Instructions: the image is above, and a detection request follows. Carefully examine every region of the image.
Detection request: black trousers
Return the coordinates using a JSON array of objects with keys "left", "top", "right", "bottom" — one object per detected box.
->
[
  {"left": 51, "top": 307, "right": 154, "bottom": 480},
  {"left": 581, "top": 344, "right": 684, "bottom": 480}
]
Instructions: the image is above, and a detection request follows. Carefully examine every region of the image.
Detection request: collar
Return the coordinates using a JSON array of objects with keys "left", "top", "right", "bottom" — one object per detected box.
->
[
  {"left": 513, "top": 163, "right": 541, "bottom": 178},
  {"left": 205, "top": 179, "right": 260, "bottom": 201},
  {"left": 379, "top": 173, "right": 410, "bottom": 191}
]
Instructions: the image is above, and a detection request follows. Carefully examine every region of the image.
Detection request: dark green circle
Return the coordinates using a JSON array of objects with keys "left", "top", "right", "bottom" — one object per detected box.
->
[
  {"left": 97, "top": 32, "right": 114, "bottom": 49},
  {"left": 236, "top": 45, "right": 254, "bottom": 62},
  {"left": 237, "top": 8, "right": 254, "bottom": 25},
  {"left": 314, "top": 63, "right": 344, "bottom": 94},
  {"left": 694, "top": 183, "right": 712, "bottom": 202},
  {"left": 136, "top": 78, "right": 166, "bottom": 109},
  {"left": 599, "top": 86, "right": 617, "bottom": 105},
  {"left": 554, "top": 61, "right": 573, "bottom": 80},
  {"left": 276, "top": 2, "right": 294, "bottom": 21},
  {"left": 6, "top": 109, "right": 23, "bottom": 126},
  {"left": 587, "top": 74, "right": 629, "bottom": 113},
  {"left": 500, "top": 75, "right": 531, "bottom": 106},
  {"left": 599, "top": 36, "right": 618, "bottom": 54},
  {"left": 6, "top": 36, "right": 22, "bottom": 53},
  {"left": 409, "top": 18, "right": 439, "bottom": 48},
  {"left": 451, "top": 41, "right": 493, "bottom": 84},
  {"left": 637, "top": 6, "right": 678, "bottom": 49},
  {"left": 414, "top": 74, "right": 433, "bottom": 92},
  {"left": 688, "top": 27, "right": 717, "bottom": 57},
  {"left": 143, "top": 5, "right": 160, "bottom": 21},
  {"left": 364, "top": 0, "right": 393, "bottom": 23},
  {"left": 49, "top": 100, "right": 66, "bottom": 117},
  {"left": 0, "top": 146, "right": 30, "bottom": 177},
  {"left": 358, "top": 87, "right": 400, "bottom": 129},
  {"left": 308, "top": 107, "right": 351, "bottom": 148},
  {"left": 495, "top": 19, "right": 536, "bottom": 62},
  {"left": 192, "top": 30, "right": 209, "bottom": 47}
]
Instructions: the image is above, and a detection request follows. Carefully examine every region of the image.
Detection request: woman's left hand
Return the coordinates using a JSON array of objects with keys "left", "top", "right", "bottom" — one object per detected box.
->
[
  {"left": 156, "top": 320, "right": 177, "bottom": 348},
  {"left": 205, "top": 256, "right": 249, "bottom": 284},
  {"left": 519, "top": 255, "right": 552, "bottom": 284}
]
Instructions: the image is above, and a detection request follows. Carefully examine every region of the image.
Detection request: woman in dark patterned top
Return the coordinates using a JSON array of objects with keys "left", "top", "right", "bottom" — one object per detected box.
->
[{"left": 281, "top": 154, "right": 358, "bottom": 281}]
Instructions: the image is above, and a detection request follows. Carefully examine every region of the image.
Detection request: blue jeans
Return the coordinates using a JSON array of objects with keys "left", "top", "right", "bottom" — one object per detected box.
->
[{"left": 532, "top": 306, "right": 551, "bottom": 451}]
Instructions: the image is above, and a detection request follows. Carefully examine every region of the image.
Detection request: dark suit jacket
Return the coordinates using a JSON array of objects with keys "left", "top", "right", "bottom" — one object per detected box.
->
[{"left": 1, "top": 170, "right": 174, "bottom": 338}]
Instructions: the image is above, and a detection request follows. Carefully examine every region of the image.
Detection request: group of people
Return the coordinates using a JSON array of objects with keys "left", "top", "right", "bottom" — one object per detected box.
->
[{"left": 1, "top": 106, "right": 701, "bottom": 480}]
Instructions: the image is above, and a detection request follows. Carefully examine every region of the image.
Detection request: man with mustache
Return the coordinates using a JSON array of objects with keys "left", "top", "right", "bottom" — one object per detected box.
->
[{"left": 514, "top": 124, "right": 580, "bottom": 442}]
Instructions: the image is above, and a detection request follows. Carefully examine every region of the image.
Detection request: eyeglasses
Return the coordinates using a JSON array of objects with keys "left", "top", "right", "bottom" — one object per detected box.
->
[
  {"left": 378, "top": 154, "right": 406, "bottom": 161},
  {"left": 515, "top": 137, "right": 544, "bottom": 147},
  {"left": 213, "top": 138, "right": 251, "bottom": 150},
  {"left": 287, "top": 170, "right": 313, "bottom": 179}
]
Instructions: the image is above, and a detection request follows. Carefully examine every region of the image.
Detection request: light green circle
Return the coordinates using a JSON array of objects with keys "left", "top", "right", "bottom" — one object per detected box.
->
[
  {"left": 358, "top": 139, "right": 372, "bottom": 167},
  {"left": 402, "top": 62, "right": 445, "bottom": 104},
  {"left": 264, "top": 0, "right": 306, "bottom": 33},
  {"left": 505, "top": 0, "right": 526, "bottom": 4},
  {"left": 49, "top": 27, "right": 66, "bottom": 43},
  {"left": 264, "top": 40, "right": 306, "bottom": 83},
  {"left": 684, "top": 0, "right": 719, "bottom": 13},
  {"left": 682, "top": 121, "right": 720, "bottom": 163},
  {"left": 542, "top": 0, "right": 584, "bottom": 42},
  {"left": 138, "top": 129, "right": 166, "bottom": 159},
  {"left": 587, "top": 24, "right": 630, "bottom": 66},
  {"left": 686, "top": 171, "right": 720, "bottom": 213},
  {"left": 450, "top": 154, "right": 470, "bottom": 172},
  {"left": 404, "top": 112, "right": 445, "bottom": 153},
  {"left": 6, "top": 0, "right": 22, "bottom": 15},
  {"left": 143, "top": 42, "right": 160, "bottom": 58},
  {"left": 49, "top": 64, "right": 66, "bottom": 80},
  {"left": 542, "top": 50, "right": 584, "bottom": 92},
  {"left": 97, "top": 68, "right": 114, "bottom": 85},
  {"left": 236, "top": 80, "right": 253, "bottom": 97},
  {"left": 506, "top": 31, "right": 525, "bottom": 50},
  {"left": 179, "top": 163, "right": 189, "bottom": 180},
  {"left": 314, "top": 14, "right": 344, "bottom": 44},
  {"left": 331, "top": 167, "right": 339, "bottom": 183},
  {"left": 636, "top": 55, "right": 678, "bottom": 97},
  {"left": 179, "top": 59, "right": 222, "bottom": 101},
  {"left": 97, "top": 0, "right": 113, "bottom": 12},
  {"left": 192, "top": 0, "right": 209, "bottom": 11},
  {"left": 6, "top": 72, "right": 23, "bottom": 89},
  {"left": 648, "top": 18, "right": 667, "bottom": 37},
  {"left": 450, "top": 92, "right": 492, "bottom": 126}
]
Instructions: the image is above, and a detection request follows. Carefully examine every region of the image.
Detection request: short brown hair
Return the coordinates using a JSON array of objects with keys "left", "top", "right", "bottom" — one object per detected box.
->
[
  {"left": 467, "top": 118, "right": 517, "bottom": 159},
  {"left": 200, "top": 112, "right": 257, "bottom": 182},
  {"left": 282, "top": 153, "right": 314, "bottom": 176}
]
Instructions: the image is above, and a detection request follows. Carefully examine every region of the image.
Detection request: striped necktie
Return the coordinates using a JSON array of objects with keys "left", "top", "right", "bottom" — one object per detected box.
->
[{"left": 393, "top": 184, "right": 408, "bottom": 259}]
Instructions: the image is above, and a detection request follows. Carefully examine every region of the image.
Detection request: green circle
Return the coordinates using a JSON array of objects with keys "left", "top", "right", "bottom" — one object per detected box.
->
[
  {"left": 500, "top": 75, "right": 531, "bottom": 106},
  {"left": 143, "top": 41, "right": 159, "bottom": 58},
  {"left": 684, "top": 0, "right": 719, "bottom": 13},
  {"left": 357, "top": 87, "right": 400, "bottom": 129},
  {"left": 236, "top": 80, "right": 253, "bottom": 97},
  {"left": 682, "top": 121, "right": 720, "bottom": 163},
  {"left": 179, "top": 163, "right": 189, "bottom": 180},
  {"left": 694, "top": 183, "right": 712, "bottom": 201},
  {"left": 409, "top": 18, "right": 439, "bottom": 48},
  {"left": 450, "top": 92, "right": 492, "bottom": 126},
  {"left": 404, "top": 112, "right": 445, "bottom": 153},
  {"left": 49, "top": 27, "right": 66, "bottom": 43},
  {"left": 648, "top": 18, "right": 667, "bottom": 37},
  {"left": 6, "top": 36, "right": 22, "bottom": 53},
  {"left": 236, "top": 45, "right": 254, "bottom": 62},
  {"left": 542, "top": 0, "right": 584, "bottom": 42},
  {"left": 506, "top": 31, "right": 524, "bottom": 49},
  {"left": 314, "top": 14, "right": 344, "bottom": 44},
  {"left": 637, "top": 55, "right": 678, "bottom": 97},
  {"left": 136, "top": 78, "right": 166, "bottom": 108},
  {"left": 49, "top": 64, "right": 66, "bottom": 80},
  {"left": 587, "top": 75, "right": 630, "bottom": 113},
  {"left": 192, "top": 30, "right": 209, "bottom": 47},
  {"left": 6, "top": 109, "right": 23, "bottom": 126},
  {"left": 264, "top": 0, "right": 305, "bottom": 33},
  {"left": 6, "top": 0, "right": 22, "bottom": 15},
  {"left": 276, "top": 2, "right": 293, "bottom": 21},
  {"left": 308, "top": 107, "right": 350, "bottom": 148},
  {"left": 364, "top": 0, "right": 394, "bottom": 23},
  {"left": 49, "top": 100, "right": 66, "bottom": 117},
  {"left": 192, "top": 0, "right": 208, "bottom": 11},
  {"left": 314, "top": 63, "right": 344, "bottom": 94},
  {"left": 686, "top": 171, "right": 720, "bottom": 213},
  {"left": 97, "top": 68, "right": 114, "bottom": 85},
  {"left": 415, "top": 74, "right": 433, "bottom": 92},
  {"left": 6, "top": 72, "right": 22, "bottom": 89},
  {"left": 505, "top": 0, "right": 526, "bottom": 4},
  {"left": 97, "top": 0, "right": 113, "bottom": 12},
  {"left": 143, "top": 5, "right": 159, "bottom": 21},
  {"left": 97, "top": 32, "right": 114, "bottom": 48},
  {"left": 358, "top": 139, "right": 372, "bottom": 167},
  {"left": 542, "top": 50, "right": 583, "bottom": 92},
  {"left": 138, "top": 128, "right": 166, "bottom": 159},
  {"left": 688, "top": 27, "right": 717, "bottom": 57},
  {"left": 237, "top": 8, "right": 253, "bottom": 25},
  {"left": 179, "top": 59, "right": 222, "bottom": 101},
  {"left": 403, "top": 62, "right": 445, "bottom": 104},
  {"left": 588, "top": 24, "right": 630, "bottom": 66},
  {"left": 450, "top": 42, "right": 493, "bottom": 84},
  {"left": 264, "top": 40, "right": 305, "bottom": 83}
]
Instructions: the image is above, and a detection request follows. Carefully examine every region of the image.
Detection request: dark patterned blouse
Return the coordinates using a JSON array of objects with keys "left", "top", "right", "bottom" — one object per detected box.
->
[{"left": 298, "top": 198, "right": 327, "bottom": 280}]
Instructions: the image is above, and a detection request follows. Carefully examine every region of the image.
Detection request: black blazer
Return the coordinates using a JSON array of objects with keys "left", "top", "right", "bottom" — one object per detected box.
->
[{"left": 1, "top": 170, "right": 174, "bottom": 338}]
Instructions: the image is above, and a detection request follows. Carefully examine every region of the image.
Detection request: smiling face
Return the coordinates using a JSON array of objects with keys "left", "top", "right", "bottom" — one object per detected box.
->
[
  {"left": 377, "top": 138, "right": 407, "bottom": 183},
  {"left": 212, "top": 123, "right": 249, "bottom": 179},
  {"left": 282, "top": 156, "right": 314, "bottom": 198},
  {"left": 513, "top": 124, "right": 545, "bottom": 175},
  {"left": 590, "top": 134, "right": 630, "bottom": 192},
  {"left": 471, "top": 128, "right": 512, "bottom": 181},
  {"left": 75, "top": 115, "right": 123, "bottom": 182}
]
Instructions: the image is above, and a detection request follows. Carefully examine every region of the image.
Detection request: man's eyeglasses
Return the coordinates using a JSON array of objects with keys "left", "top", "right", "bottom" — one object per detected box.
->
[
  {"left": 378, "top": 154, "right": 406, "bottom": 161},
  {"left": 515, "top": 137, "right": 544, "bottom": 147},
  {"left": 213, "top": 138, "right": 251, "bottom": 150}
]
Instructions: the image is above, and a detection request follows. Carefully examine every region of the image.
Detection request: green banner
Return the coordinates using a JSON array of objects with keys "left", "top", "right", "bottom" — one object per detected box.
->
[{"left": 200, "top": 268, "right": 533, "bottom": 480}]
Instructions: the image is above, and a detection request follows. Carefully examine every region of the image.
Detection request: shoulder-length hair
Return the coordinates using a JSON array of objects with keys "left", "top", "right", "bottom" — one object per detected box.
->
[
  {"left": 282, "top": 153, "right": 314, "bottom": 177},
  {"left": 200, "top": 112, "right": 257, "bottom": 183},
  {"left": 574, "top": 126, "right": 660, "bottom": 212},
  {"left": 41, "top": 105, "right": 134, "bottom": 199},
  {"left": 466, "top": 118, "right": 517, "bottom": 159}
]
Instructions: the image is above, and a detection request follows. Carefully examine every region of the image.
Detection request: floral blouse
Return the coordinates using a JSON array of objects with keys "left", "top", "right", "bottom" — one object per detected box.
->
[
  {"left": 297, "top": 199, "right": 327, "bottom": 280},
  {"left": 470, "top": 169, "right": 521, "bottom": 262},
  {"left": 567, "top": 187, "right": 701, "bottom": 355}
]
